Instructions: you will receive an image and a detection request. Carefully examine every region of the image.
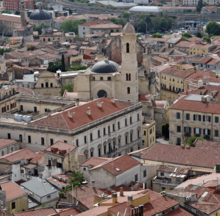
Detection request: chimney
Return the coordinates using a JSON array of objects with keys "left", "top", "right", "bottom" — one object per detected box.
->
[
  {"left": 120, "top": 187, "right": 124, "bottom": 197},
  {"left": 110, "top": 97, "right": 115, "bottom": 103},
  {"left": 76, "top": 98, "right": 79, "bottom": 106},
  {"left": 97, "top": 101, "right": 103, "bottom": 108},
  {"left": 68, "top": 111, "right": 72, "bottom": 118},
  {"left": 86, "top": 107, "right": 91, "bottom": 115},
  {"left": 112, "top": 193, "right": 117, "bottom": 204},
  {"left": 128, "top": 195, "right": 133, "bottom": 204},
  {"left": 186, "top": 143, "right": 190, "bottom": 148}
]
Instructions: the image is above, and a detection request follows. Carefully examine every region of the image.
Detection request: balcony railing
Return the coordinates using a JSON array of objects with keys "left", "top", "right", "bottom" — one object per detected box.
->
[{"left": 184, "top": 132, "right": 191, "bottom": 137}]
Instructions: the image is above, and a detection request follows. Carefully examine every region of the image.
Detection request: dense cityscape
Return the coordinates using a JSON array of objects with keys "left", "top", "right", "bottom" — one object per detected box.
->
[{"left": 0, "top": 0, "right": 219, "bottom": 215}]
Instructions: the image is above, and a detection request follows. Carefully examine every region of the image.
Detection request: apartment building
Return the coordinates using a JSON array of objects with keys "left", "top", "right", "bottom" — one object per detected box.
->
[
  {"left": 160, "top": 68, "right": 193, "bottom": 102},
  {"left": 183, "top": 0, "right": 219, "bottom": 6},
  {"left": 3, "top": 0, "right": 34, "bottom": 11},
  {"left": 189, "top": 43, "right": 214, "bottom": 56},
  {"left": 0, "top": 97, "right": 142, "bottom": 158},
  {"left": 142, "top": 120, "right": 156, "bottom": 148},
  {"left": 169, "top": 93, "right": 220, "bottom": 145}
]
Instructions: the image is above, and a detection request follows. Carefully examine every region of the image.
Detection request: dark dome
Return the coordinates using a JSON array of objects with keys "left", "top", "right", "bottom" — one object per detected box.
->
[
  {"left": 91, "top": 60, "right": 119, "bottom": 73},
  {"left": 29, "top": 9, "right": 52, "bottom": 20}
]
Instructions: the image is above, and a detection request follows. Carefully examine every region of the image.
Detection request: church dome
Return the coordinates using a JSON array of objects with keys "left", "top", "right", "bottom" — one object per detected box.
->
[
  {"left": 29, "top": 9, "right": 52, "bottom": 20},
  {"left": 122, "top": 22, "right": 135, "bottom": 34},
  {"left": 91, "top": 60, "right": 119, "bottom": 73}
]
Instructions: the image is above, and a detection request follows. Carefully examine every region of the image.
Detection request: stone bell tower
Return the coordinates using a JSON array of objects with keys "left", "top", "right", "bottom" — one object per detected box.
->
[
  {"left": 20, "top": 1, "right": 27, "bottom": 27},
  {"left": 119, "top": 22, "right": 138, "bottom": 103}
]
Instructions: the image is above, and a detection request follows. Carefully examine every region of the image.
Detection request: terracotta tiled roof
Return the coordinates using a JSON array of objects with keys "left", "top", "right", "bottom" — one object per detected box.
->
[
  {"left": 166, "top": 207, "right": 193, "bottom": 216},
  {"left": 181, "top": 64, "right": 194, "bottom": 69},
  {"left": 49, "top": 208, "right": 81, "bottom": 216},
  {"left": 93, "top": 155, "right": 140, "bottom": 176},
  {"left": 146, "top": 37, "right": 167, "bottom": 42},
  {"left": 207, "top": 59, "right": 219, "bottom": 65},
  {"left": 29, "top": 98, "right": 134, "bottom": 130},
  {"left": 161, "top": 68, "right": 193, "bottom": 78},
  {"left": 152, "top": 56, "right": 168, "bottom": 63},
  {"left": 16, "top": 87, "right": 35, "bottom": 95},
  {"left": 81, "top": 20, "right": 111, "bottom": 26},
  {"left": 175, "top": 41, "right": 194, "bottom": 47},
  {"left": 45, "top": 141, "right": 77, "bottom": 156},
  {"left": 75, "top": 206, "right": 109, "bottom": 216},
  {"left": 186, "top": 70, "right": 213, "bottom": 81},
  {"left": 139, "top": 94, "right": 151, "bottom": 101},
  {"left": 0, "top": 208, "right": 9, "bottom": 216},
  {"left": 110, "top": 184, "right": 132, "bottom": 192},
  {"left": 0, "top": 181, "right": 26, "bottom": 201},
  {"left": 30, "top": 150, "right": 44, "bottom": 165},
  {"left": 203, "top": 5, "right": 217, "bottom": 9},
  {"left": 0, "top": 138, "right": 17, "bottom": 149},
  {"left": 195, "top": 140, "right": 220, "bottom": 148},
  {"left": 142, "top": 143, "right": 220, "bottom": 169},
  {"left": 80, "top": 157, "right": 110, "bottom": 167},
  {"left": 0, "top": 148, "right": 36, "bottom": 163},
  {"left": 199, "top": 57, "right": 212, "bottom": 64},
  {"left": 170, "top": 95, "right": 220, "bottom": 114},
  {"left": 90, "top": 23, "right": 122, "bottom": 29},
  {"left": 0, "top": 14, "right": 22, "bottom": 23},
  {"left": 152, "top": 101, "right": 166, "bottom": 108},
  {"left": 187, "top": 36, "right": 202, "bottom": 43},
  {"left": 14, "top": 207, "right": 56, "bottom": 216}
]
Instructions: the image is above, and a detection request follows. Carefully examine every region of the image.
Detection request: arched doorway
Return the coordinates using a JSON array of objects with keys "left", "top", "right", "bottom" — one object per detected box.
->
[{"left": 97, "top": 90, "right": 107, "bottom": 98}]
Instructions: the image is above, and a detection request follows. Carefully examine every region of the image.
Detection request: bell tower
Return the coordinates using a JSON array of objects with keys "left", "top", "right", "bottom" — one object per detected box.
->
[
  {"left": 119, "top": 22, "right": 138, "bottom": 103},
  {"left": 20, "top": 1, "right": 27, "bottom": 27}
]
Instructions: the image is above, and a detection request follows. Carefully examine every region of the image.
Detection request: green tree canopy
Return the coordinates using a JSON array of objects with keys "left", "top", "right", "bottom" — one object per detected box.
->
[
  {"left": 206, "top": 21, "right": 220, "bottom": 35},
  {"left": 61, "top": 83, "right": 73, "bottom": 95},
  {"left": 160, "top": 18, "right": 169, "bottom": 31},
  {"left": 202, "top": 35, "right": 211, "bottom": 43},
  {"left": 15, "top": 11, "right": 20, "bottom": 15},
  {"left": 139, "top": 14, "right": 146, "bottom": 20},
  {"left": 1, "top": 10, "right": 10, "bottom": 14},
  {"left": 27, "top": 46, "right": 34, "bottom": 51},
  {"left": 117, "top": 18, "right": 126, "bottom": 26},
  {"left": 121, "top": 12, "right": 130, "bottom": 19},
  {"left": 110, "top": 17, "right": 118, "bottom": 24},
  {"left": 182, "top": 32, "right": 192, "bottom": 39},
  {"left": 0, "top": 48, "right": 10, "bottom": 55},
  {"left": 67, "top": 65, "right": 87, "bottom": 71},
  {"left": 196, "top": 31, "right": 203, "bottom": 38},
  {"left": 47, "top": 61, "right": 61, "bottom": 73},
  {"left": 196, "top": 0, "right": 203, "bottom": 12},
  {"left": 136, "top": 20, "right": 146, "bottom": 32},
  {"left": 152, "top": 33, "right": 162, "bottom": 38},
  {"left": 61, "top": 19, "right": 86, "bottom": 34},
  {"left": 186, "top": 136, "right": 206, "bottom": 147},
  {"left": 33, "top": 24, "right": 50, "bottom": 35}
]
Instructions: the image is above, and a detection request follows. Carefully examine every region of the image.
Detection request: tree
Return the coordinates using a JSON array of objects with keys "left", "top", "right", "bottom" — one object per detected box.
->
[
  {"left": 27, "top": 46, "right": 35, "bottom": 51},
  {"left": 67, "top": 65, "right": 87, "bottom": 71},
  {"left": 152, "top": 17, "right": 161, "bottom": 31},
  {"left": 61, "top": 54, "right": 66, "bottom": 72},
  {"left": 186, "top": 136, "right": 206, "bottom": 147},
  {"left": 61, "top": 19, "right": 86, "bottom": 34},
  {"left": 182, "top": 32, "right": 192, "bottom": 39},
  {"left": 196, "top": 31, "right": 203, "bottom": 38},
  {"left": 202, "top": 36, "right": 211, "bottom": 43},
  {"left": 161, "top": 123, "right": 169, "bottom": 139},
  {"left": 0, "top": 48, "right": 10, "bottom": 55},
  {"left": 160, "top": 18, "right": 169, "bottom": 31},
  {"left": 110, "top": 17, "right": 118, "bottom": 24},
  {"left": 206, "top": 21, "right": 220, "bottom": 35},
  {"left": 121, "top": 12, "right": 130, "bottom": 19},
  {"left": 117, "top": 18, "right": 126, "bottom": 27},
  {"left": 15, "top": 11, "right": 20, "bottom": 15},
  {"left": 1, "top": 10, "right": 10, "bottom": 14},
  {"left": 145, "top": 16, "right": 152, "bottom": 31},
  {"left": 61, "top": 83, "right": 73, "bottom": 95},
  {"left": 47, "top": 61, "right": 62, "bottom": 72},
  {"left": 136, "top": 20, "right": 146, "bottom": 33},
  {"left": 139, "top": 14, "right": 146, "bottom": 20},
  {"left": 196, "top": 0, "right": 203, "bottom": 12},
  {"left": 33, "top": 24, "right": 49, "bottom": 35},
  {"left": 152, "top": 33, "right": 162, "bottom": 38}
]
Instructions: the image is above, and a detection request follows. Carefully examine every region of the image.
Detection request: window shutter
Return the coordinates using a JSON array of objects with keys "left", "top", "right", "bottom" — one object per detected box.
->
[
  {"left": 203, "top": 129, "right": 205, "bottom": 135},
  {"left": 189, "top": 127, "right": 191, "bottom": 133},
  {"left": 176, "top": 113, "right": 178, "bottom": 119},
  {"left": 208, "top": 129, "right": 211, "bottom": 135},
  {"left": 199, "top": 115, "right": 201, "bottom": 121},
  {"left": 209, "top": 116, "right": 211, "bottom": 122},
  {"left": 194, "top": 128, "right": 196, "bottom": 134},
  {"left": 203, "top": 115, "right": 205, "bottom": 122},
  {"left": 193, "top": 115, "right": 195, "bottom": 121},
  {"left": 184, "top": 127, "right": 186, "bottom": 132},
  {"left": 199, "top": 128, "right": 201, "bottom": 134}
]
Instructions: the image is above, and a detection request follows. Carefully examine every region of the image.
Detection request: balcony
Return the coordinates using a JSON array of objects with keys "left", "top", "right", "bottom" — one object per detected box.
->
[
  {"left": 152, "top": 177, "right": 179, "bottom": 186},
  {"left": 195, "top": 133, "right": 201, "bottom": 137},
  {"left": 184, "top": 132, "right": 191, "bottom": 137},
  {"left": 204, "top": 135, "right": 210, "bottom": 140}
]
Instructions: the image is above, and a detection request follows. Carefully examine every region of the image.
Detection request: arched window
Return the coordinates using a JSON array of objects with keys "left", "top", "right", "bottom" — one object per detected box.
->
[
  {"left": 127, "top": 87, "right": 130, "bottom": 94},
  {"left": 100, "top": 77, "right": 103, "bottom": 81},
  {"left": 126, "top": 73, "right": 128, "bottom": 81},
  {"left": 107, "top": 77, "right": 111, "bottom": 81},
  {"left": 126, "top": 43, "right": 129, "bottom": 53},
  {"left": 129, "top": 73, "right": 131, "bottom": 81}
]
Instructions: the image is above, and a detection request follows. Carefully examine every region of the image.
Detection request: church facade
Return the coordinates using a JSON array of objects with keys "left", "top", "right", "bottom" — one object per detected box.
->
[{"left": 76, "top": 22, "right": 151, "bottom": 103}]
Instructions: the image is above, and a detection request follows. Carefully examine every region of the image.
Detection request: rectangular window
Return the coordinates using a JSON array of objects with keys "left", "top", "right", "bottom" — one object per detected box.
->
[
  {"left": 20, "top": 105, "right": 23, "bottom": 111},
  {"left": 143, "top": 170, "right": 147, "bottom": 177},
  {"left": 76, "top": 139, "right": 78, "bottom": 147},
  {"left": 177, "top": 138, "right": 181, "bottom": 145},
  {"left": 137, "top": 114, "right": 140, "bottom": 121},
  {"left": 84, "top": 136, "right": 87, "bottom": 143},
  {"left": 186, "top": 113, "right": 190, "bottom": 120},
  {"left": 104, "top": 145, "right": 106, "bottom": 154},
  {"left": 19, "top": 134, "right": 22, "bottom": 142},
  {"left": 108, "top": 126, "right": 110, "bottom": 133},
  {"left": 7, "top": 133, "right": 11, "bottom": 139},
  {"left": 215, "top": 130, "right": 219, "bottom": 137},
  {"left": 118, "top": 122, "right": 120, "bottom": 129},
  {"left": 41, "top": 137, "right": 45, "bottom": 145},
  {"left": 144, "top": 131, "right": 146, "bottom": 136},
  {"left": 98, "top": 130, "right": 100, "bottom": 138},
  {"left": 177, "top": 126, "right": 181, "bottom": 132},
  {"left": 193, "top": 114, "right": 201, "bottom": 121},
  {"left": 113, "top": 124, "right": 115, "bottom": 131},
  {"left": 34, "top": 106, "right": 37, "bottom": 112},
  {"left": 130, "top": 117, "right": 132, "bottom": 124},
  {"left": 46, "top": 82, "right": 48, "bottom": 88},
  {"left": 150, "top": 129, "right": 152, "bottom": 134},
  {"left": 50, "top": 83, "right": 53, "bottom": 87},
  {"left": 90, "top": 133, "right": 93, "bottom": 141},
  {"left": 135, "top": 174, "right": 138, "bottom": 182},
  {"left": 12, "top": 202, "right": 15, "bottom": 209},
  {"left": 103, "top": 128, "right": 106, "bottom": 135},
  {"left": 125, "top": 119, "right": 127, "bottom": 126},
  {"left": 215, "top": 116, "right": 219, "bottom": 123},
  {"left": 50, "top": 138, "right": 54, "bottom": 146},
  {"left": 28, "top": 135, "right": 31, "bottom": 143},
  {"left": 47, "top": 195, "right": 51, "bottom": 199},
  {"left": 41, "top": 83, "right": 44, "bottom": 88},
  {"left": 64, "top": 140, "right": 67, "bottom": 143},
  {"left": 176, "top": 112, "right": 180, "bottom": 119}
]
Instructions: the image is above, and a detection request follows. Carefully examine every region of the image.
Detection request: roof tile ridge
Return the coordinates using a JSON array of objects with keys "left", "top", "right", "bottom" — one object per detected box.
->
[
  {"left": 141, "top": 144, "right": 158, "bottom": 159},
  {"left": 60, "top": 112, "right": 70, "bottom": 130}
]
